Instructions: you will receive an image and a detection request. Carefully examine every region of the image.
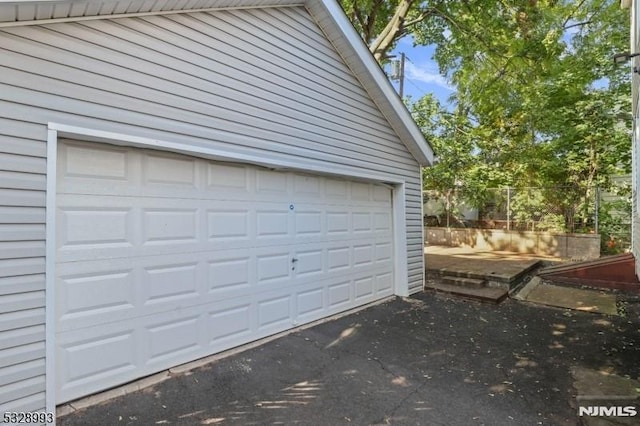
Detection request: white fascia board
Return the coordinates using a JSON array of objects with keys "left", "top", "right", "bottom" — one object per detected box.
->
[{"left": 307, "top": 0, "right": 434, "bottom": 166}]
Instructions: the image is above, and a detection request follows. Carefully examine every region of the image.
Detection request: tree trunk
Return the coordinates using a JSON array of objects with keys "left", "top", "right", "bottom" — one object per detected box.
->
[{"left": 369, "top": 0, "right": 415, "bottom": 62}]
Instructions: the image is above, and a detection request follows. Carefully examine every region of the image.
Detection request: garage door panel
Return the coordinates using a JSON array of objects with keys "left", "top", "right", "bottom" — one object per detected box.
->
[
  {"left": 374, "top": 211, "right": 392, "bottom": 231},
  {"left": 142, "top": 152, "right": 198, "bottom": 188},
  {"left": 142, "top": 262, "right": 201, "bottom": 306},
  {"left": 57, "top": 200, "right": 391, "bottom": 263},
  {"left": 353, "top": 244, "right": 374, "bottom": 266},
  {"left": 58, "top": 141, "right": 131, "bottom": 183},
  {"left": 56, "top": 257, "right": 205, "bottom": 332},
  {"left": 351, "top": 181, "right": 371, "bottom": 201},
  {"left": 325, "top": 178, "right": 348, "bottom": 199},
  {"left": 295, "top": 287, "right": 324, "bottom": 319},
  {"left": 327, "top": 280, "right": 352, "bottom": 310},
  {"left": 355, "top": 276, "right": 375, "bottom": 301},
  {"left": 295, "top": 258, "right": 390, "bottom": 288},
  {"left": 57, "top": 263, "right": 392, "bottom": 405},
  {"left": 256, "top": 252, "right": 292, "bottom": 284},
  {"left": 142, "top": 208, "right": 200, "bottom": 245},
  {"left": 326, "top": 211, "right": 349, "bottom": 235},
  {"left": 373, "top": 185, "right": 392, "bottom": 201},
  {"left": 206, "top": 162, "right": 251, "bottom": 192},
  {"left": 208, "top": 256, "right": 251, "bottom": 294},
  {"left": 255, "top": 209, "right": 290, "bottom": 238},
  {"left": 59, "top": 143, "right": 239, "bottom": 200},
  {"left": 139, "top": 308, "right": 206, "bottom": 366},
  {"left": 256, "top": 169, "right": 289, "bottom": 194},
  {"left": 375, "top": 242, "right": 393, "bottom": 263},
  {"left": 376, "top": 272, "right": 394, "bottom": 295},
  {"left": 56, "top": 326, "right": 138, "bottom": 400},
  {"left": 58, "top": 207, "right": 133, "bottom": 249},
  {"left": 352, "top": 212, "right": 372, "bottom": 233},
  {"left": 295, "top": 249, "right": 324, "bottom": 277},
  {"left": 257, "top": 295, "right": 292, "bottom": 331},
  {"left": 293, "top": 174, "right": 322, "bottom": 196},
  {"left": 327, "top": 246, "right": 350, "bottom": 271},
  {"left": 57, "top": 144, "right": 390, "bottom": 206},
  {"left": 294, "top": 210, "right": 322, "bottom": 236},
  {"left": 145, "top": 315, "right": 201, "bottom": 365},
  {"left": 207, "top": 209, "right": 251, "bottom": 240},
  {"left": 55, "top": 141, "right": 395, "bottom": 403},
  {"left": 56, "top": 269, "right": 136, "bottom": 328},
  {"left": 56, "top": 240, "right": 389, "bottom": 333},
  {"left": 207, "top": 302, "right": 253, "bottom": 345}
]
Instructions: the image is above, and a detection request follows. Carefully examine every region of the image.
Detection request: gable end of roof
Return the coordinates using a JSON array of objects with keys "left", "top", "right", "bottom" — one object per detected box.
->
[{"left": 0, "top": 0, "right": 434, "bottom": 166}]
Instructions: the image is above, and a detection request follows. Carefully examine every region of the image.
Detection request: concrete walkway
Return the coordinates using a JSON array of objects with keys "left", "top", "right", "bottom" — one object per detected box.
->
[
  {"left": 426, "top": 245, "right": 626, "bottom": 315},
  {"left": 515, "top": 277, "right": 620, "bottom": 315},
  {"left": 424, "top": 245, "right": 550, "bottom": 303},
  {"left": 425, "top": 245, "right": 550, "bottom": 284},
  {"left": 58, "top": 292, "right": 640, "bottom": 426}
]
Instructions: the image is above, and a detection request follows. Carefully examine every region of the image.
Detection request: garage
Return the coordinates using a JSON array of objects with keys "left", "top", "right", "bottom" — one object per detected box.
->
[
  {"left": 54, "top": 140, "right": 394, "bottom": 403},
  {"left": 0, "top": 0, "right": 433, "bottom": 414}
]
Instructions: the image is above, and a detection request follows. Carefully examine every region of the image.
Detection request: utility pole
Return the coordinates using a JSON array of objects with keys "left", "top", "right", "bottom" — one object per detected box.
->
[
  {"left": 390, "top": 52, "right": 406, "bottom": 98},
  {"left": 399, "top": 52, "right": 405, "bottom": 98}
]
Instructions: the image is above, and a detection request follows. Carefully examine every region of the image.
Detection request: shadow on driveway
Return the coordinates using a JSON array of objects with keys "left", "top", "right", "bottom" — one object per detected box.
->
[{"left": 59, "top": 292, "right": 640, "bottom": 425}]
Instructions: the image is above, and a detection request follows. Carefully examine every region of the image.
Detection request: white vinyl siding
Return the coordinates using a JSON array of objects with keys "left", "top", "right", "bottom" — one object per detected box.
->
[
  {"left": 0, "top": 5, "right": 423, "bottom": 408},
  {"left": 0, "top": 127, "right": 47, "bottom": 413}
]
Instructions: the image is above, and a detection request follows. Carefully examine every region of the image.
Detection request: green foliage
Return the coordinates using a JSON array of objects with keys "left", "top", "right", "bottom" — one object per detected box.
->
[
  {"left": 508, "top": 187, "right": 587, "bottom": 233},
  {"left": 341, "top": 1, "right": 632, "bottom": 250},
  {"left": 340, "top": 0, "right": 399, "bottom": 46},
  {"left": 599, "top": 185, "right": 632, "bottom": 254},
  {"left": 418, "top": 0, "right": 632, "bottom": 193},
  {"left": 339, "top": 0, "right": 435, "bottom": 61},
  {"left": 510, "top": 189, "right": 554, "bottom": 231}
]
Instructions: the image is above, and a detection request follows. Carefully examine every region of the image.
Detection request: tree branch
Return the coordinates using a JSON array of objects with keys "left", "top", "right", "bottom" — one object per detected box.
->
[
  {"left": 563, "top": 20, "right": 592, "bottom": 31},
  {"left": 369, "top": 0, "right": 416, "bottom": 62},
  {"left": 562, "top": 0, "right": 588, "bottom": 29},
  {"left": 404, "top": 7, "right": 435, "bottom": 28}
]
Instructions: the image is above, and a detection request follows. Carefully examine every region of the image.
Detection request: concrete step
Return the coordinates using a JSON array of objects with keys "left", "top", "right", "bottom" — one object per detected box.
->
[
  {"left": 425, "top": 258, "right": 543, "bottom": 286},
  {"left": 442, "top": 276, "right": 486, "bottom": 288},
  {"left": 425, "top": 282, "right": 509, "bottom": 304}
]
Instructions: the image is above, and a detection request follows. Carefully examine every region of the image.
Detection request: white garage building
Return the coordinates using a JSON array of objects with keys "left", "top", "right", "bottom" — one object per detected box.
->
[{"left": 0, "top": 0, "right": 433, "bottom": 417}]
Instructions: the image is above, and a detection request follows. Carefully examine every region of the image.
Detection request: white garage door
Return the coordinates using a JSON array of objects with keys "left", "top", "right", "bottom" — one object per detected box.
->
[{"left": 54, "top": 140, "right": 394, "bottom": 403}]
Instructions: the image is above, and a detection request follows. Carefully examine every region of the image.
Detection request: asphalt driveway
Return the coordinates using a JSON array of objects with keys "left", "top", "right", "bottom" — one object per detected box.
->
[{"left": 58, "top": 292, "right": 640, "bottom": 425}]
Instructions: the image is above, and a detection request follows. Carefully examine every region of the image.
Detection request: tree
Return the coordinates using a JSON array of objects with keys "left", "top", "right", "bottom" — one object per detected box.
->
[
  {"left": 340, "top": 0, "right": 440, "bottom": 61},
  {"left": 342, "top": 0, "right": 631, "bottom": 235}
]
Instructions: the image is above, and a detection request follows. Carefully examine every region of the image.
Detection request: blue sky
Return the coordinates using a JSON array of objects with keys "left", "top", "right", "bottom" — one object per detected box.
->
[
  {"left": 388, "top": 24, "right": 588, "bottom": 108},
  {"left": 387, "top": 37, "right": 455, "bottom": 106}
]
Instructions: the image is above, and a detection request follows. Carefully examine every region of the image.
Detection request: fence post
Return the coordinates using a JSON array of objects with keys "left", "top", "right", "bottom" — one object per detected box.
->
[
  {"left": 446, "top": 191, "right": 450, "bottom": 228},
  {"left": 506, "top": 187, "right": 511, "bottom": 231},
  {"left": 595, "top": 186, "right": 599, "bottom": 234}
]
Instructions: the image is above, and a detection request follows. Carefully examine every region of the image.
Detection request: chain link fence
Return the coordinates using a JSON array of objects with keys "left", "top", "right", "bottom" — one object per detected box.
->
[{"left": 424, "top": 184, "right": 631, "bottom": 254}]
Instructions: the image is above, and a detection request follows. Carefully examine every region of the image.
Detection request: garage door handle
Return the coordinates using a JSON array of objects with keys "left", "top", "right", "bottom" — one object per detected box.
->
[{"left": 291, "top": 257, "right": 298, "bottom": 270}]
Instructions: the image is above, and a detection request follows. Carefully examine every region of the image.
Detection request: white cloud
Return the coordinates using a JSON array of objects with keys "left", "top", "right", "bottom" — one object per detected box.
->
[{"left": 404, "top": 61, "right": 454, "bottom": 91}]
